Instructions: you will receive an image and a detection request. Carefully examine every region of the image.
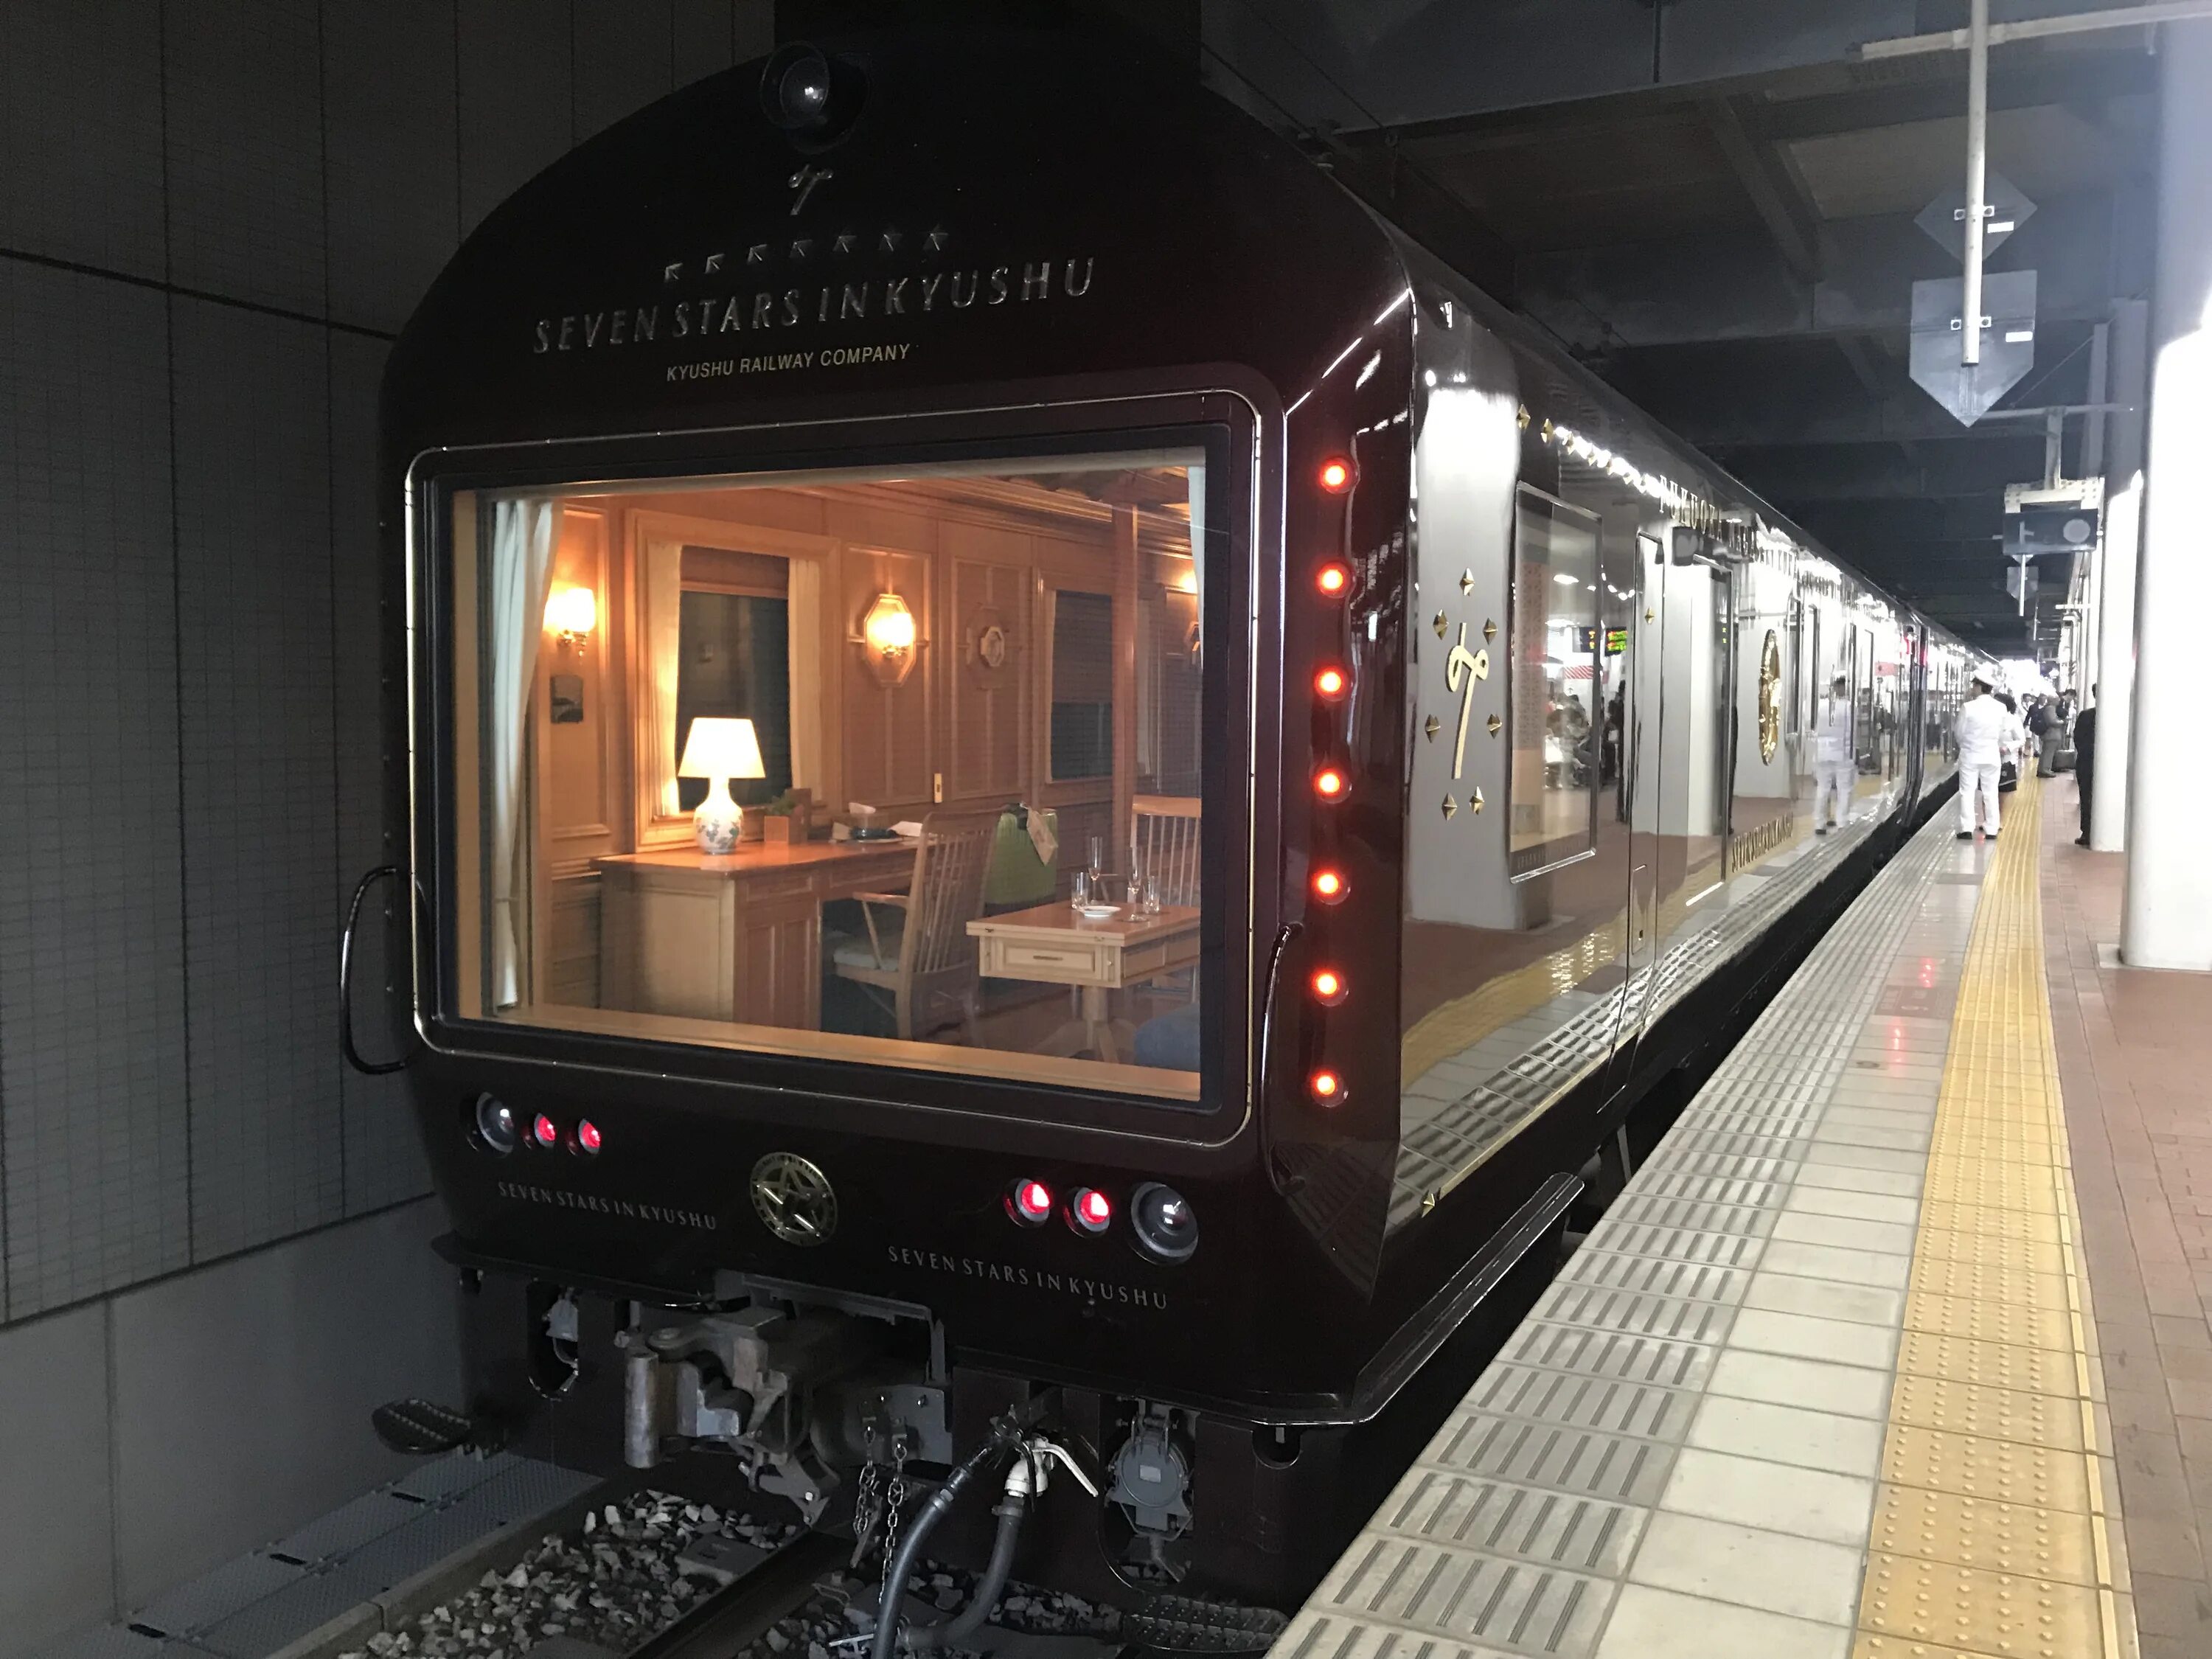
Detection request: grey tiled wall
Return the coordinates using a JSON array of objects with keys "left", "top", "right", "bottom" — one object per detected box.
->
[
  {"left": 0, "top": 0, "right": 768, "bottom": 1314},
  {"left": 0, "top": 10, "right": 774, "bottom": 1646}
]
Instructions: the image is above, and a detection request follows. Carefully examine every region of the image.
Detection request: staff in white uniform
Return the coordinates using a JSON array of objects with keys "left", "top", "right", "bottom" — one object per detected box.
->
[
  {"left": 1812, "top": 673, "right": 1854, "bottom": 835},
  {"left": 1955, "top": 675, "right": 2008, "bottom": 839}
]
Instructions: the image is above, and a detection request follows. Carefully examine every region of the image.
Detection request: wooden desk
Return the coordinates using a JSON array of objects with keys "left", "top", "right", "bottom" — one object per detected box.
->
[
  {"left": 967, "top": 902, "right": 1199, "bottom": 1064},
  {"left": 596, "top": 840, "right": 916, "bottom": 1029}
]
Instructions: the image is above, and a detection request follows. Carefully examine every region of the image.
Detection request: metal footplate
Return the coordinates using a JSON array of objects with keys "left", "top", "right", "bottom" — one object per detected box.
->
[
  {"left": 372, "top": 1397, "right": 509, "bottom": 1457},
  {"left": 1124, "top": 1593, "right": 1287, "bottom": 1652}
]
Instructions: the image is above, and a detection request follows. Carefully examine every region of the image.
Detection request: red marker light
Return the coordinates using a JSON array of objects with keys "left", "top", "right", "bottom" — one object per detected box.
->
[
  {"left": 576, "top": 1119, "right": 602, "bottom": 1155},
  {"left": 1007, "top": 1178, "right": 1054, "bottom": 1226},
  {"left": 1314, "top": 766, "right": 1347, "bottom": 800},
  {"left": 1069, "top": 1187, "right": 1113, "bottom": 1234},
  {"left": 1318, "top": 457, "right": 1354, "bottom": 493},
  {"left": 1312, "top": 868, "right": 1348, "bottom": 903},
  {"left": 1309, "top": 1069, "right": 1346, "bottom": 1106},
  {"left": 1316, "top": 563, "right": 1351, "bottom": 597},
  {"left": 1311, "top": 967, "right": 1349, "bottom": 1005},
  {"left": 1315, "top": 665, "right": 1349, "bottom": 700},
  {"left": 532, "top": 1113, "right": 559, "bottom": 1149}
]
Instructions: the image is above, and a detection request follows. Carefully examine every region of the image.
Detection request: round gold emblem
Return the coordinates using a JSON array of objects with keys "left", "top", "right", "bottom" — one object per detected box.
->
[
  {"left": 1757, "top": 629, "right": 1783, "bottom": 764},
  {"left": 750, "top": 1152, "right": 837, "bottom": 1246}
]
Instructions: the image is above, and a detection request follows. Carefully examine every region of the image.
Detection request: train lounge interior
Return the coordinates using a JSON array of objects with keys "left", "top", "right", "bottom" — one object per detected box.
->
[{"left": 446, "top": 451, "right": 1211, "bottom": 1100}]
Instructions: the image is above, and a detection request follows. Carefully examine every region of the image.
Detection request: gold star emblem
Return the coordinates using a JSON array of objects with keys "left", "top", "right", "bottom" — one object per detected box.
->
[
  {"left": 1470, "top": 787, "right": 1485, "bottom": 813},
  {"left": 1483, "top": 619, "right": 1497, "bottom": 644},
  {"left": 1433, "top": 611, "right": 1447, "bottom": 640},
  {"left": 1441, "top": 794, "right": 1457, "bottom": 819},
  {"left": 1459, "top": 569, "right": 1474, "bottom": 595},
  {"left": 1487, "top": 714, "right": 1503, "bottom": 737},
  {"left": 1425, "top": 715, "right": 1441, "bottom": 741}
]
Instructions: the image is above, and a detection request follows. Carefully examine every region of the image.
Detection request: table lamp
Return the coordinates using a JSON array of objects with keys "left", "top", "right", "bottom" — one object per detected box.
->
[{"left": 677, "top": 717, "right": 766, "bottom": 853}]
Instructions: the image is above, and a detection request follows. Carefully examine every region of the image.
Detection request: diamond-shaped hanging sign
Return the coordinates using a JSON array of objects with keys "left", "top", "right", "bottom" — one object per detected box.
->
[
  {"left": 1916, "top": 170, "right": 2036, "bottom": 264},
  {"left": 1910, "top": 269, "right": 2037, "bottom": 425}
]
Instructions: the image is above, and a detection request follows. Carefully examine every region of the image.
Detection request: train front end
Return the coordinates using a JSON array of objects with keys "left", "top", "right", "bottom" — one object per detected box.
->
[{"left": 366, "top": 30, "right": 1445, "bottom": 1605}]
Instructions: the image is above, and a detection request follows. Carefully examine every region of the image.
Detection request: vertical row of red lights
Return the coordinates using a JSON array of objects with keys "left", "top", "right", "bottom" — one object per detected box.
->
[{"left": 1309, "top": 456, "right": 1355, "bottom": 1107}]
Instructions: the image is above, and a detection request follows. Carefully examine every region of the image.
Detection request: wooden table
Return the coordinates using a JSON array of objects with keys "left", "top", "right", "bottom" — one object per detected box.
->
[
  {"left": 967, "top": 902, "right": 1199, "bottom": 1064},
  {"left": 595, "top": 838, "right": 916, "bottom": 1029}
]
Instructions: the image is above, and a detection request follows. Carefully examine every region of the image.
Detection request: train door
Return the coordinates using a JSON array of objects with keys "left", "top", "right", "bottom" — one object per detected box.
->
[
  {"left": 1605, "top": 529, "right": 1665, "bottom": 1100},
  {"left": 1633, "top": 536, "right": 1730, "bottom": 983},
  {"left": 1725, "top": 561, "right": 1796, "bottom": 874}
]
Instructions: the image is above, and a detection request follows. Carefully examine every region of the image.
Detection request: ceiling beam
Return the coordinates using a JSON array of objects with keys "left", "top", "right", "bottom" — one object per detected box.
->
[
  {"left": 1746, "top": 48, "right": 2155, "bottom": 142},
  {"left": 1699, "top": 94, "right": 1824, "bottom": 282},
  {"left": 1518, "top": 190, "right": 2130, "bottom": 352}
]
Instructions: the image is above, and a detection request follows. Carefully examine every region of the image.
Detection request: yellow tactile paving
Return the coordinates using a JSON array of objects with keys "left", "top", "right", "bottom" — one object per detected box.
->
[
  {"left": 1893, "top": 1329, "right": 2087, "bottom": 1399},
  {"left": 1909, "top": 1256, "right": 2073, "bottom": 1310},
  {"left": 1869, "top": 1485, "right": 2097, "bottom": 1584},
  {"left": 1851, "top": 776, "right": 2137, "bottom": 1659},
  {"left": 1860, "top": 1552, "right": 2104, "bottom": 1655},
  {"left": 1910, "top": 1230, "right": 2070, "bottom": 1279},
  {"left": 1881, "top": 1422, "right": 2093, "bottom": 1512},
  {"left": 1903, "top": 1290, "right": 2076, "bottom": 1351},
  {"left": 1888, "top": 1374, "right": 2087, "bottom": 1452}
]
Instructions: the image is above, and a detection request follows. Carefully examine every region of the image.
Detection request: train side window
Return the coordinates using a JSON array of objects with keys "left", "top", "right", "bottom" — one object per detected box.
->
[{"left": 1507, "top": 486, "right": 1602, "bottom": 878}]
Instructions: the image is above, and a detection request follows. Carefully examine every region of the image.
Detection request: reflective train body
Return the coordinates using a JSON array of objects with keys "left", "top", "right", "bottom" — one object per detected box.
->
[{"left": 364, "top": 28, "right": 1978, "bottom": 1607}]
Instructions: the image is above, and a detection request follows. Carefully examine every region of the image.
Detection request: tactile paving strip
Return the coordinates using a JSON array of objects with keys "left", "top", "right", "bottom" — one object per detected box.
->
[
  {"left": 1280, "top": 808, "right": 1973, "bottom": 1659},
  {"left": 1393, "top": 812, "right": 1902, "bottom": 1228},
  {"left": 1849, "top": 775, "right": 2136, "bottom": 1659}
]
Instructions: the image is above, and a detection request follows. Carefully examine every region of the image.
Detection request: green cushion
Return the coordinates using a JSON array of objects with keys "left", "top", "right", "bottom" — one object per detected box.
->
[
  {"left": 830, "top": 921, "right": 904, "bottom": 970},
  {"left": 984, "top": 810, "right": 1058, "bottom": 907}
]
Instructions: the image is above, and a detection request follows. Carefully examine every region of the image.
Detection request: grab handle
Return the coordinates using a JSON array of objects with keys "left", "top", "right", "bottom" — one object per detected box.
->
[
  {"left": 1256, "top": 918, "right": 1303, "bottom": 1113},
  {"left": 341, "top": 865, "right": 414, "bottom": 1077}
]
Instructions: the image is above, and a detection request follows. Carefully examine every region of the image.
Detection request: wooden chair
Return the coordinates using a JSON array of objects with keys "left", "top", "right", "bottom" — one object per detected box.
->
[
  {"left": 1133, "top": 795, "right": 1202, "bottom": 905},
  {"left": 1133, "top": 794, "right": 1202, "bottom": 1002},
  {"left": 830, "top": 810, "right": 999, "bottom": 1042}
]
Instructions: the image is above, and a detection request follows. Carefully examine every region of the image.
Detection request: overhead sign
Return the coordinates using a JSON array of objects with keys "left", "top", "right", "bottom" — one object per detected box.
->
[
  {"left": 2005, "top": 503, "right": 2099, "bottom": 558},
  {"left": 1916, "top": 170, "right": 2037, "bottom": 265},
  {"left": 1910, "top": 269, "right": 2038, "bottom": 426}
]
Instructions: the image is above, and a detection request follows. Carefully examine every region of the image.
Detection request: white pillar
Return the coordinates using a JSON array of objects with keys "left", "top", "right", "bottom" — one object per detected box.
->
[
  {"left": 2092, "top": 472, "right": 2138, "bottom": 852},
  {"left": 2120, "top": 19, "right": 2212, "bottom": 967}
]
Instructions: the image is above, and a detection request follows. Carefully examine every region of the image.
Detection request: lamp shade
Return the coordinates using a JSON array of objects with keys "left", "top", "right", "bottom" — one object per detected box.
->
[{"left": 677, "top": 716, "right": 766, "bottom": 780}]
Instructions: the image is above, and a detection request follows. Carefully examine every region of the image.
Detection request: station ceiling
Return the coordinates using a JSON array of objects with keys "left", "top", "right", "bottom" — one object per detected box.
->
[{"left": 1203, "top": 0, "right": 2160, "bottom": 657}]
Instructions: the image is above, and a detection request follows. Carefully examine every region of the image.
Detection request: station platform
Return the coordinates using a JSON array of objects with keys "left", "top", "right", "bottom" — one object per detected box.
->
[{"left": 1282, "top": 773, "right": 2212, "bottom": 1659}]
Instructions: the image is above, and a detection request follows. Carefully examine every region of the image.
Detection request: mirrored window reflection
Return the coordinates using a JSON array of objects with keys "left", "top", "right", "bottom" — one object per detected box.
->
[
  {"left": 1509, "top": 487, "right": 1601, "bottom": 877},
  {"left": 442, "top": 448, "right": 1212, "bottom": 1103}
]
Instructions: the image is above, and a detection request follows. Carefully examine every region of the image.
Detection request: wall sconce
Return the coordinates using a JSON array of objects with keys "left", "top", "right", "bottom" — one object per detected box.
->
[
  {"left": 546, "top": 585, "right": 597, "bottom": 653},
  {"left": 859, "top": 591, "right": 919, "bottom": 686}
]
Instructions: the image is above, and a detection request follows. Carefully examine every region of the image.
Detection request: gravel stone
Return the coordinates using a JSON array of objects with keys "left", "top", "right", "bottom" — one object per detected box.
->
[{"left": 335, "top": 1491, "right": 801, "bottom": 1659}]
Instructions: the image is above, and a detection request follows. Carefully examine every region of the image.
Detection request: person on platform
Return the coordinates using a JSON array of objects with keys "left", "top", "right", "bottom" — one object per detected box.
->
[
  {"left": 2073, "top": 686, "right": 2099, "bottom": 848},
  {"left": 1955, "top": 674, "right": 2007, "bottom": 840},
  {"left": 1812, "top": 673, "right": 1854, "bottom": 835},
  {"left": 2030, "top": 697, "right": 2061, "bottom": 776}
]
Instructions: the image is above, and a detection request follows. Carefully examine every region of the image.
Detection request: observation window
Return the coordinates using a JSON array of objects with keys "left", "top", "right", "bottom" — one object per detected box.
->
[
  {"left": 1508, "top": 487, "right": 1603, "bottom": 877},
  {"left": 438, "top": 445, "right": 1219, "bottom": 1104}
]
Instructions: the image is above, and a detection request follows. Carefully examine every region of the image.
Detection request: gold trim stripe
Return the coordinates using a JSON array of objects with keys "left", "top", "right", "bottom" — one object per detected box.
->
[{"left": 1851, "top": 776, "right": 2138, "bottom": 1659}]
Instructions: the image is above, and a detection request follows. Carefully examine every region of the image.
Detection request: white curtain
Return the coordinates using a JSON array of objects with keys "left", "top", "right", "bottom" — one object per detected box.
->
[
  {"left": 489, "top": 498, "right": 558, "bottom": 1009},
  {"left": 785, "top": 554, "right": 825, "bottom": 793}
]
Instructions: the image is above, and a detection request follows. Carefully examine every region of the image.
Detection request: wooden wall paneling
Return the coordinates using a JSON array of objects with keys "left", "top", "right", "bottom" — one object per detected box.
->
[
  {"left": 536, "top": 507, "right": 615, "bottom": 1006},
  {"left": 841, "top": 544, "right": 933, "bottom": 818},
  {"left": 549, "top": 872, "right": 602, "bottom": 1007},
  {"left": 947, "top": 551, "right": 1030, "bottom": 807}
]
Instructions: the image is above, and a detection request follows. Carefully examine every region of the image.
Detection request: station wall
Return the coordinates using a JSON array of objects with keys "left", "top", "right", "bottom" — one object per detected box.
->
[{"left": 0, "top": 4, "right": 771, "bottom": 1652}]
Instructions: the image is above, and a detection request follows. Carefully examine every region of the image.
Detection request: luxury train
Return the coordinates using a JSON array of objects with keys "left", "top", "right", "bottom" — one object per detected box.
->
[{"left": 347, "top": 28, "right": 1983, "bottom": 1612}]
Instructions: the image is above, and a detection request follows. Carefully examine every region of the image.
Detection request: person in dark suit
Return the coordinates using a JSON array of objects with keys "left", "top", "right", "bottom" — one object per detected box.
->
[{"left": 2074, "top": 686, "right": 2099, "bottom": 847}]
